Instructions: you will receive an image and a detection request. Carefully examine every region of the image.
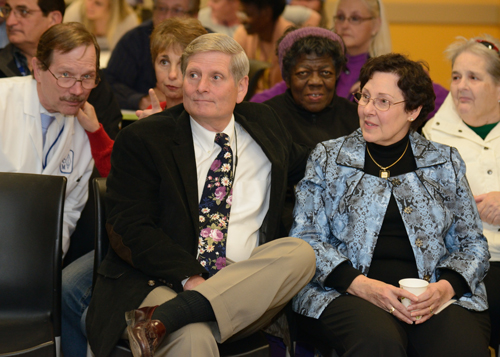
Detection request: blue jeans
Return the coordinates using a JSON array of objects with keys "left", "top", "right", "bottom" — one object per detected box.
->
[{"left": 61, "top": 251, "right": 94, "bottom": 357}]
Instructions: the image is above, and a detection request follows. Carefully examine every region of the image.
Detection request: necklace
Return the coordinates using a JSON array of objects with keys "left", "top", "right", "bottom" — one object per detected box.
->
[{"left": 366, "top": 140, "right": 409, "bottom": 179}]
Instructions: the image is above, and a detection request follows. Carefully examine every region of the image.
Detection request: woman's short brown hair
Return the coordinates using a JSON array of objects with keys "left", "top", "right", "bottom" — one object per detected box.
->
[
  {"left": 359, "top": 53, "right": 435, "bottom": 130},
  {"left": 150, "top": 17, "right": 207, "bottom": 66}
]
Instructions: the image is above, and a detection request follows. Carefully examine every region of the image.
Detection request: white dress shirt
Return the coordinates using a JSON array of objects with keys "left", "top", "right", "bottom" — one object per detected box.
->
[{"left": 190, "top": 115, "right": 272, "bottom": 262}]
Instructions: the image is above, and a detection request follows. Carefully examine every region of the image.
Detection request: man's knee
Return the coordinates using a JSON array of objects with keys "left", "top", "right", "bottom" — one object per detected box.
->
[{"left": 274, "top": 237, "right": 316, "bottom": 276}]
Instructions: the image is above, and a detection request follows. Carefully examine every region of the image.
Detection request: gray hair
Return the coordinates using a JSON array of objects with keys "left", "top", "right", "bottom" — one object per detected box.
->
[
  {"left": 445, "top": 34, "right": 500, "bottom": 85},
  {"left": 181, "top": 33, "right": 249, "bottom": 83}
]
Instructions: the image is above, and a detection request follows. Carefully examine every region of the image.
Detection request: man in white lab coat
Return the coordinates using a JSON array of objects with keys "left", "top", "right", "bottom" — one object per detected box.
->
[{"left": 0, "top": 22, "right": 98, "bottom": 256}]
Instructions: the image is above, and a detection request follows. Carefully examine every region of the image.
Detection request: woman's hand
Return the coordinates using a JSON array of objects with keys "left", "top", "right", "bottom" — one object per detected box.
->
[
  {"left": 136, "top": 88, "right": 162, "bottom": 120},
  {"left": 475, "top": 192, "right": 500, "bottom": 225},
  {"left": 406, "top": 280, "right": 455, "bottom": 324},
  {"left": 76, "top": 101, "right": 100, "bottom": 133},
  {"left": 347, "top": 275, "right": 417, "bottom": 324}
]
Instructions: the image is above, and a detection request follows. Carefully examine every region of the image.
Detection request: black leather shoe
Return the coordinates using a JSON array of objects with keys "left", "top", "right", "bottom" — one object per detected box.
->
[{"left": 125, "top": 306, "right": 167, "bottom": 357}]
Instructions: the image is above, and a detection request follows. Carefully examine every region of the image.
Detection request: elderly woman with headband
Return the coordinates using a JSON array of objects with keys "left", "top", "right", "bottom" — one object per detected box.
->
[
  {"left": 291, "top": 53, "right": 490, "bottom": 356},
  {"left": 264, "top": 27, "right": 359, "bottom": 233},
  {"left": 423, "top": 34, "right": 500, "bottom": 353}
]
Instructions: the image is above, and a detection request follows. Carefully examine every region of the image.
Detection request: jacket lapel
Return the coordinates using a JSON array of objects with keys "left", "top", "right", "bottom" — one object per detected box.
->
[{"left": 171, "top": 111, "right": 200, "bottom": 235}]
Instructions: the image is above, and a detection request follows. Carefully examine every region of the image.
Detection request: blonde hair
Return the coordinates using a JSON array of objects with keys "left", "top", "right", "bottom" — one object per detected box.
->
[
  {"left": 445, "top": 34, "right": 500, "bottom": 85},
  {"left": 80, "top": 0, "right": 135, "bottom": 49},
  {"left": 181, "top": 33, "right": 249, "bottom": 83},
  {"left": 332, "top": 0, "right": 391, "bottom": 57}
]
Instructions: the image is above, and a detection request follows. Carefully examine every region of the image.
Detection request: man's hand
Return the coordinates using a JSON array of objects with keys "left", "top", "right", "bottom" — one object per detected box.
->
[
  {"left": 183, "top": 275, "right": 206, "bottom": 291},
  {"left": 475, "top": 192, "right": 500, "bottom": 225},
  {"left": 76, "top": 101, "right": 100, "bottom": 133}
]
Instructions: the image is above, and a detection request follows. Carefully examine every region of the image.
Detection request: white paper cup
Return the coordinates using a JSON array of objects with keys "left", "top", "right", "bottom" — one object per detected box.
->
[{"left": 399, "top": 278, "right": 429, "bottom": 319}]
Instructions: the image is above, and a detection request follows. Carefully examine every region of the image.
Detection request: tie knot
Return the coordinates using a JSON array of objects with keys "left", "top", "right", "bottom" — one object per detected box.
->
[{"left": 215, "top": 133, "right": 230, "bottom": 148}]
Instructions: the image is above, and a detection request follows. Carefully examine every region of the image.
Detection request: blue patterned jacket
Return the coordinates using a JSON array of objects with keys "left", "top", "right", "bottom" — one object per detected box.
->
[{"left": 291, "top": 129, "right": 489, "bottom": 318}]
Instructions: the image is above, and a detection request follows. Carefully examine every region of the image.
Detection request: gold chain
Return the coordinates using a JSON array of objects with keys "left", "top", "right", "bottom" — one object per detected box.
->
[{"left": 366, "top": 140, "right": 409, "bottom": 179}]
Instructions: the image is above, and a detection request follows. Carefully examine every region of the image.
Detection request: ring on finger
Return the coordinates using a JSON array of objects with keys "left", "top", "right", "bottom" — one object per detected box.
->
[
  {"left": 388, "top": 306, "right": 395, "bottom": 314},
  {"left": 429, "top": 306, "right": 433, "bottom": 315}
]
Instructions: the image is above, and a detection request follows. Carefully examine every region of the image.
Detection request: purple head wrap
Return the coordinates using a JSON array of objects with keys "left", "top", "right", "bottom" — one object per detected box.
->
[{"left": 277, "top": 27, "right": 345, "bottom": 78}]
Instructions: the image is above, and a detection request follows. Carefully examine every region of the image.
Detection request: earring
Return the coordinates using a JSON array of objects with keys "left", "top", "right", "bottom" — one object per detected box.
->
[{"left": 409, "top": 117, "right": 414, "bottom": 122}]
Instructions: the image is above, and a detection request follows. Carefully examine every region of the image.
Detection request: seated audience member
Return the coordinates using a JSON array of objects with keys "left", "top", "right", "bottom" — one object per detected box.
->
[
  {"left": 61, "top": 17, "right": 208, "bottom": 357},
  {"left": 233, "top": 0, "right": 292, "bottom": 91},
  {"left": 0, "top": 0, "right": 121, "bottom": 138},
  {"left": 64, "top": 0, "right": 139, "bottom": 51},
  {"left": 291, "top": 53, "right": 490, "bottom": 356},
  {"left": 86, "top": 33, "right": 314, "bottom": 357},
  {"left": 0, "top": 0, "right": 7, "bottom": 48},
  {"left": 104, "top": 0, "right": 200, "bottom": 110},
  {"left": 0, "top": 22, "right": 97, "bottom": 257},
  {"left": 423, "top": 34, "right": 500, "bottom": 353},
  {"left": 264, "top": 27, "right": 359, "bottom": 233},
  {"left": 198, "top": 0, "right": 320, "bottom": 38},
  {"left": 265, "top": 27, "right": 358, "bottom": 147}
]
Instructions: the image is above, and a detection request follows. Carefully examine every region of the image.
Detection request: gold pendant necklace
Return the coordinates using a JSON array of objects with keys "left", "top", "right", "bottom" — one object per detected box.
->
[{"left": 366, "top": 140, "right": 409, "bottom": 179}]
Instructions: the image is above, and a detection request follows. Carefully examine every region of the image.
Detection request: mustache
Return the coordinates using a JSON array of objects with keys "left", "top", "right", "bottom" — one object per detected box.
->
[{"left": 60, "top": 95, "right": 85, "bottom": 102}]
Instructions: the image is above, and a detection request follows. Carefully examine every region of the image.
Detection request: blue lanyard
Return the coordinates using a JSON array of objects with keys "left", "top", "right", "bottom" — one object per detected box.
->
[
  {"left": 13, "top": 54, "right": 28, "bottom": 76},
  {"left": 42, "top": 124, "right": 65, "bottom": 170}
]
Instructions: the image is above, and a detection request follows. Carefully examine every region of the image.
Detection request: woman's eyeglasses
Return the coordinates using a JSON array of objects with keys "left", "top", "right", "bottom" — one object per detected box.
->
[
  {"left": 353, "top": 92, "right": 405, "bottom": 112},
  {"left": 333, "top": 15, "right": 374, "bottom": 25}
]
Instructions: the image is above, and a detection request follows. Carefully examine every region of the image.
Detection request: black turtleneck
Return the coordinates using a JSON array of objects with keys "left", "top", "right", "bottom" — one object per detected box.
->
[
  {"left": 365, "top": 133, "right": 419, "bottom": 286},
  {"left": 325, "top": 133, "right": 469, "bottom": 298}
]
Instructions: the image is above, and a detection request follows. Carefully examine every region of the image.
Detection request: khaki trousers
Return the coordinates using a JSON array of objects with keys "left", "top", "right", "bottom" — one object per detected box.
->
[{"left": 125, "top": 237, "right": 315, "bottom": 357}]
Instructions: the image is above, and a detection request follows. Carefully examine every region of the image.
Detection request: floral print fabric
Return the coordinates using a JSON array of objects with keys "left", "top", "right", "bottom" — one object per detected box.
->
[
  {"left": 198, "top": 133, "right": 234, "bottom": 276},
  {"left": 290, "top": 129, "right": 490, "bottom": 319}
]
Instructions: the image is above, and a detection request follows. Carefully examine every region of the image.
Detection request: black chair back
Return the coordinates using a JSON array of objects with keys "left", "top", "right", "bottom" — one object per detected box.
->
[{"left": 0, "top": 172, "right": 66, "bottom": 356}]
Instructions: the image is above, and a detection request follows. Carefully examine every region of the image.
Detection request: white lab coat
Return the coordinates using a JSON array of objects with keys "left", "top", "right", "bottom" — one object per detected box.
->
[
  {"left": 0, "top": 76, "right": 94, "bottom": 256},
  {"left": 423, "top": 93, "right": 500, "bottom": 261}
]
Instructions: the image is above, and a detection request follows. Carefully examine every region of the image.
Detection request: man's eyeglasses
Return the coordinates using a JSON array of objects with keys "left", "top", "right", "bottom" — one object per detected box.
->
[
  {"left": 153, "top": 5, "right": 188, "bottom": 16},
  {"left": 333, "top": 14, "right": 374, "bottom": 25},
  {"left": 0, "top": 5, "right": 42, "bottom": 19},
  {"left": 43, "top": 63, "right": 100, "bottom": 90},
  {"left": 353, "top": 92, "right": 405, "bottom": 111},
  {"left": 476, "top": 40, "right": 500, "bottom": 56}
]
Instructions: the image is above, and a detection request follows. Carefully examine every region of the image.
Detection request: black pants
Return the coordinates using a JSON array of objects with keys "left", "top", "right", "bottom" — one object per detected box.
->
[
  {"left": 484, "top": 262, "right": 500, "bottom": 352},
  {"left": 296, "top": 295, "right": 490, "bottom": 357}
]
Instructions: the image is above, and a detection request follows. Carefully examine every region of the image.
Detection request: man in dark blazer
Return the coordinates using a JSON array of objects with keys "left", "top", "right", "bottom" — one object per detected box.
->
[{"left": 86, "top": 33, "right": 315, "bottom": 356}]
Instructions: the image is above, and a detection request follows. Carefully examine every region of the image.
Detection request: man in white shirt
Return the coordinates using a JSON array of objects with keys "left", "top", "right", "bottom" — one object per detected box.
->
[
  {"left": 0, "top": 22, "right": 98, "bottom": 255},
  {"left": 87, "top": 33, "right": 315, "bottom": 356}
]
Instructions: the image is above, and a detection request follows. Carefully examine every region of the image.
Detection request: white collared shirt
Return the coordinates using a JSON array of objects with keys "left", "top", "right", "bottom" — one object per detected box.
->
[{"left": 190, "top": 115, "right": 272, "bottom": 262}]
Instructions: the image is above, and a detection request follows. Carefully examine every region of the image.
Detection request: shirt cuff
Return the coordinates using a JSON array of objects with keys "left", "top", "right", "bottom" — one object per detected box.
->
[
  {"left": 324, "top": 261, "right": 363, "bottom": 293},
  {"left": 438, "top": 268, "right": 470, "bottom": 299}
]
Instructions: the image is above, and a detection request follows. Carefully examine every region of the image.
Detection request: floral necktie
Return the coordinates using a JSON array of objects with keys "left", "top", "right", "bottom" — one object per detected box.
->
[{"left": 197, "top": 133, "right": 234, "bottom": 276}]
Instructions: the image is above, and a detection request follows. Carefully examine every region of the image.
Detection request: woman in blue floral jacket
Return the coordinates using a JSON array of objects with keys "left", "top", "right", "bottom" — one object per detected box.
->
[{"left": 291, "top": 53, "right": 491, "bottom": 356}]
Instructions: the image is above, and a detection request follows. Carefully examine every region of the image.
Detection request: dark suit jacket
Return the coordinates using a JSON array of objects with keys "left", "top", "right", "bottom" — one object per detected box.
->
[
  {"left": 0, "top": 44, "right": 122, "bottom": 139},
  {"left": 86, "top": 102, "right": 309, "bottom": 356}
]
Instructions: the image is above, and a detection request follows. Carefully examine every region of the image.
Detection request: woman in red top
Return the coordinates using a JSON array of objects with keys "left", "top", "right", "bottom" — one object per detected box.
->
[{"left": 77, "top": 17, "right": 207, "bottom": 177}]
